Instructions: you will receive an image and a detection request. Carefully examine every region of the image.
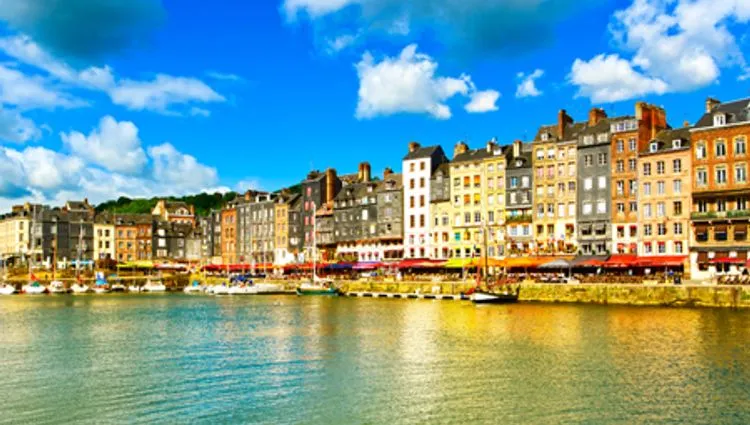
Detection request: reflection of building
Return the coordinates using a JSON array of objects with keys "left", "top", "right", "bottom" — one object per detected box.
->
[
  {"left": 637, "top": 127, "right": 691, "bottom": 259},
  {"left": 577, "top": 111, "right": 612, "bottom": 256},
  {"left": 505, "top": 140, "right": 533, "bottom": 255},
  {"left": 533, "top": 110, "right": 584, "bottom": 255},
  {"left": 402, "top": 142, "right": 448, "bottom": 259},
  {"left": 690, "top": 97, "right": 750, "bottom": 278}
]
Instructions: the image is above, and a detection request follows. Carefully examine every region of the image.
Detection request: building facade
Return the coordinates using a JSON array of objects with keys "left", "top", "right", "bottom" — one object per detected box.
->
[
  {"left": 577, "top": 114, "right": 612, "bottom": 256},
  {"left": 505, "top": 140, "right": 533, "bottom": 255},
  {"left": 376, "top": 169, "right": 404, "bottom": 261},
  {"left": 94, "top": 213, "right": 115, "bottom": 260}
]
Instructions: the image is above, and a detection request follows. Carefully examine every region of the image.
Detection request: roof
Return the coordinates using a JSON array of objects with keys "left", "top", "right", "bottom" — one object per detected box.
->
[
  {"left": 114, "top": 213, "right": 153, "bottom": 225},
  {"left": 641, "top": 127, "right": 691, "bottom": 155},
  {"left": 303, "top": 171, "right": 326, "bottom": 183},
  {"left": 403, "top": 145, "right": 441, "bottom": 160},
  {"left": 694, "top": 97, "right": 750, "bottom": 129},
  {"left": 378, "top": 173, "right": 403, "bottom": 191},
  {"left": 505, "top": 142, "right": 533, "bottom": 169},
  {"left": 452, "top": 147, "right": 494, "bottom": 163},
  {"left": 534, "top": 121, "right": 587, "bottom": 142},
  {"left": 432, "top": 162, "right": 450, "bottom": 177}
]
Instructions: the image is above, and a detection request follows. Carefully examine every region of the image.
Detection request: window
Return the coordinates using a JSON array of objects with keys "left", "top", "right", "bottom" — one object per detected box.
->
[
  {"left": 547, "top": 148, "right": 555, "bottom": 159},
  {"left": 696, "top": 169, "right": 707, "bottom": 186},
  {"left": 598, "top": 153, "right": 607, "bottom": 165},
  {"left": 736, "top": 164, "right": 747, "bottom": 183},
  {"left": 714, "top": 114, "right": 726, "bottom": 126},
  {"left": 536, "top": 149, "right": 544, "bottom": 160},
  {"left": 657, "top": 202, "right": 665, "bottom": 217},
  {"left": 736, "top": 137, "right": 747, "bottom": 155},
  {"left": 628, "top": 138, "right": 636, "bottom": 151},
  {"left": 644, "top": 204, "right": 652, "bottom": 218},
  {"left": 558, "top": 203, "right": 565, "bottom": 217},
  {"left": 716, "top": 141, "right": 727, "bottom": 157},
  {"left": 657, "top": 181, "right": 665, "bottom": 195},
  {"left": 643, "top": 163, "right": 651, "bottom": 176},
  {"left": 656, "top": 161, "right": 665, "bottom": 174},
  {"left": 650, "top": 142, "right": 658, "bottom": 153},
  {"left": 454, "top": 177, "right": 460, "bottom": 187},
  {"left": 674, "top": 222, "right": 683, "bottom": 235},
  {"left": 630, "top": 201, "right": 637, "bottom": 212},
  {"left": 616, "top": 160, "right": 624, "bottom": 172},
  {"left": 629, "top": 180, "right": 637, "bottom": 195},
  {"left": 657, "top": 242, "right": 666, "bottom": 254},
  {"left": 617, "top": 203, "right": 625, "bottom": 213},
  {"left": 643, "top": 183, "right": 651, "bottom": 196},
  {"left": 696, "top": 143, "right": 706, "bottom": 159},
  {"left": 738, "top": 197, "right": 748, "bottom": 211},
  {"left": 584, "top": 178, "right": 593, "bottom": 191},
  {"left": 658, "top": 223, "right": 666, "bottom": 236},
  {"left": 521, "top": 176, "right": 530, "bottom": 188},
  {"left": 598, "top": 176, "right": 606, "bottom": 189},
  {"left": 510, "top": 192, "right": 517, "bottom": 204},
  {"left": 419, "top": 177, "right": 425, "bottom": 188},
  {"left": 697, "top": 200, "right": 708, "bottom": 213},
  {"left": 584, "top": 154, "right": 593, "bottom": 166},
  {"left": 716, "top": 167, "right": 727, "bottom": 184},
  {"left": 582, "top": 202, "right": 592, "bottom": 215},
  {"left": 644, "top": 224, "right": 652, "bottom": 236},
  {"left": 474, "top": 212, "right": 481, "bottom": 223},
  {"left": 616, "top": 180, "right": 624, "bottom": 195},
  {"left": 717, "top": 199, "right": 726, "bottom": 212},
  {"left": 675, "top": 241, "right": 683, "bottom": 254},
  {"left": 510, "top": 177, "right": 518, "bottom": 188},
  {"left": 596, "top": 200, "right": 606, "bottom": 213},
  {"left": 419, "top": 215, "right": 425, "bottom": 227},
  {"left": 568, "top": 202, "right": 576, "bottom": 216},
  {"left": 672, "top": 159, "right": 682, "bottom": 173},
  {"left": 628, "top": 158, "right": 636, "bottom": 171},
  {"left": 674, "top": 201, "right": 682, "bottom": 216},
  {"left": 616, "top": 140, "right": 624, "bottom": 152}
]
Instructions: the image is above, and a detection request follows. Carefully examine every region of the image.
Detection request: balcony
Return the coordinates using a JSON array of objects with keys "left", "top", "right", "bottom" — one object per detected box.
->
[
  {"left": 506, "top": 214, "right": 533, "bottom": 223},
  {"left": 727, "top": 210, "right": 750, "bottom": 219},
  {"left": 691, "top": 211, "right": 717, "bottom": 220}
]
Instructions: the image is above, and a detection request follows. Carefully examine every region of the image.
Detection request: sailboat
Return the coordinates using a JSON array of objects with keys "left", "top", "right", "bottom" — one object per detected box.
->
[
  {"left": 48, "top": 280, "right": 69, "bottom": 294},
  {"left": 470, "top": 219, "right": 519, "bottom": 305},
  {"left": 23, "top": 216, "right": 47, "bottom": 295},
  {"left": 0, "top": 258, "right": 16, "bottom": 295},
  {"left": 297, "top": 203, "right": 340, "bottom": 296},
  {"left": 72, "top": 224, "right": 92, "bottom": 293}
]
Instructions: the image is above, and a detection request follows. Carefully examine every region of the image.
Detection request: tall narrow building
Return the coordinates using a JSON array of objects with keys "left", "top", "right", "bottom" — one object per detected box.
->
[
  {"left": 577, "top": 111, "right": 612, "bottom": 256},
  {"left": 505, "top": 140, "right": 534, "bottom": 255}
]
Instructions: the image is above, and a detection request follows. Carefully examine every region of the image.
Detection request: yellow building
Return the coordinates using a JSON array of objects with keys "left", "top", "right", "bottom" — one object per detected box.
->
[
  {"left": 0, "top": 211, "right": 30, "bottom": 262},
  {"left": 532, "top": 110, "right": 585, "bottom": 255},
  {"left": 94, "top": 213, "right": 115, "bottom": 260},
  {"left": 431, "top": 200, "right": 452, "bottom": 259},
  {"left": 482, "top": 140, "right": 507, "bottom": 257}
]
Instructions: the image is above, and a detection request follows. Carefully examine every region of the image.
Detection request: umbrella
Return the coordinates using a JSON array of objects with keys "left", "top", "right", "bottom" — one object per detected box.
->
[{"left": 538, "top": 259, "right": 572, "bottom": 269}]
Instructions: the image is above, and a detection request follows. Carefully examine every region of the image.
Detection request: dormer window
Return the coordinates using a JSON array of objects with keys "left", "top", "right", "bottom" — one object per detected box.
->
[
  {"left": 597, "top": 133, "right": 608, "bottom": 142},
  {"left": 672, "top": 139, "right": 682, "bottom": 149},
  {"left": 515, "top": 160, "right": 523, "bottom": 167},
  {"left": 541, "top": 133, "right": 549, "bottom": 141},
  {"left": 714, "top": 113, "right": 726, "bottom": 126},
  {"left": 650, "top": 142, "right": 658, "bottom": 153}
]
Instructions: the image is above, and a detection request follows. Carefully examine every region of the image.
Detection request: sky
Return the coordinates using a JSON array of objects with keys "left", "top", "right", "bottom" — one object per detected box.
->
[{"left": 1, "top": 0, "right": 749, "bottom": 211}]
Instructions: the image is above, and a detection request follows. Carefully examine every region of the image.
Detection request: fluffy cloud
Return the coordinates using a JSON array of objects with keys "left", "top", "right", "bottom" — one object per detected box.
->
[
  {"left": 515, "top": 69, "right": 544, "bottom": 98},
  {"left": 0, "top": 35, "right": 225, "bottom": 115},
  {"left": 0, "top": 0, "right": 164, "bottom": 59},
  {"left": 571, "top": 0, "right": 750, "bottom": 103},
  {"left": 465, "top": 90, "right": 500, "bottom": 113},
  {"left": 284, "top": 0, "right": 595, "bottom": 56},
  {"left": 61, "top": 115, "right": 147, "bottom": 174},
  {"left": 4, "top": 146, "right": 85, "bottom": 193},
  {"left": 355, "top": 44, "right": 497, "bottom": 119},
  {"left": 0, "top": 148, "right": 31, "bottom": 198},
  {"left": 0, "top": 106, "right": 41, "bottom": 143},
  {"left": 148, "top": 143, "right": 219, "bottom": 192}
]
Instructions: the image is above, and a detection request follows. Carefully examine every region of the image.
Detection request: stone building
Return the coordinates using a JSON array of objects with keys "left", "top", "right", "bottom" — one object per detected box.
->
[
  {"left": 115, "top": 214, "right": 153, "bottom": 262},
  {"left": 430, "top": 161, "right": 451, "bottom": 259},
  {"left": 577, "top": 113, "right": 612, "bottom": 256},
  {"left": 300, "top": 169, "right": 341, "bottom": 259},
  {"left": 94, "top": 212, "right": 115, "bottom": 260},
  {"left": 151, "top": 199, "right": 196, "bottom": 225},
  {"left": 334, "top": 164, "right": 379, "bottom": 262},
  {"left": 505, "top": 140, "right": 534, "bottom": 255},
  {"left": 376, "top": 169, "right": 404, "bottom": 261}
]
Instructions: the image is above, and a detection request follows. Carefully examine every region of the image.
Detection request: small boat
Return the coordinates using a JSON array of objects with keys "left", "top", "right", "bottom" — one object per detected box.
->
[
  {"left": 183, "top": 281, "right": 205, "bottom": 293},
  {"left": 0, "top": 283, "right": 17, "bottom": 295},
  {"left": 296, "top": 278, "right": 340, "bottom": 296},
  {"left": 212, "top": 283, "right": 230, "bottom": 295},
  {"left": 22, "top": 281, "right": 48, "bottom": 295},
  {"left": 247, "top": 282, "right": 285, "bottom": 295},
  {"left": 127, "top": 284, "right": 141, "bottom": 293},
  {"left": 71, "top": 283, "right": 91, "bottom": 294},
  {"left": 470, "top": 288, "right": 519, "bottom": 305},
  {"left": 142, "top": 279, "right": 166, "bottom": 292},
  {"left": 227, "top": 284, "right": 249, "bottom": 295},
  {"left": 110, "top": 283, "right": 126, "bottom": 293},
  {"left": 93, "top": 285, "right": 111, "bottom": 294},
  {"left": 48, "top": 281, "right": 69, "bottom": 294}
]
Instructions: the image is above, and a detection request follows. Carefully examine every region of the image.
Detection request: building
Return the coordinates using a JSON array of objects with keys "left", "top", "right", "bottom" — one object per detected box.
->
[
  {"left": 637, "top": 127, "right": 691, "bottom": 261},
  {"left": 114, "top": 214, "right": 152, "bottom": 263},
  {"left": 690, "top": 97, "right": 750, "bottom": 278},
  {"left": 200, "top": 210, "right": 222, "bottom": 262},
  {"left": 300, "top": 169, "right": 341, "bottom": 260},
  {"left": 449, "top": 141, "right": 492, "bottom": 259},
  {"left": 610, "top": 102, "right": 668, "bottom": 254},
  {"left": 505, "top": 140, "right": 534, "bottom": 255},
  {"left": 0, "top": 206, "right": 31, "bottom": 265},
  {"left": 532, "top": 110, "right": 584, "bottom": 255},
  {"left": 235, "top": 192, "right": 276, "bottom": 266},
  {"left": 94, "top": 212, "right": 115, "bottom": 260},
  {"left": 220, "top": 207, "right": 237, "bottom": 264},
  {"left": 153, "top": 221, "right": 194, "bottom": 260},
  {"left": 151, "top": 200, "right": 196, "bottom": 225},
  {"left": 334, "top": 163, "right": 380, "bottom": 262},
  {"left": 482, "top": 140, "right": 508, "bottom": 258},
  {"left": 577, "top": 111, "right": 612, "bottom": 256},
  {"left": 287, "top": 195, "right": 303, "bottom": 262},
  {"left": 376, "top": 168, "right": 404, "bottom": 261},
  {"left": 402, "top": 142, "right": 448, "bottom": 259},
  {"left": 315, "top": 202, "right": 336, "bottom": 262},
  {"left": 274, "top": 194, "right": 295, "bottom": 265},
  {"left": 430, "top": 161, "right": 451, "bottom": 260}
]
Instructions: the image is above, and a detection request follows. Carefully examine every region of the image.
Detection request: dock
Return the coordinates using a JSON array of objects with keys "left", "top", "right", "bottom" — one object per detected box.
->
[{"left": 345, "top": 291, "right": 464, "bottom": 300}]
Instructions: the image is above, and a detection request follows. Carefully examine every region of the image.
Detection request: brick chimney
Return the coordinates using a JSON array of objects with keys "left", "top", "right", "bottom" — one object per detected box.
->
[
  {"left": 706, "top": 97, "right": 721, "bottom": 113},
  {"left": 588, "top": 108, "right": 607, "bottom": 126},
  {"left": 557, "top": 109, "right": 572, "bottom": 139},
  {"left": 408, "top": 141, "right": 421, "bottom": 153},
  {"left": 325, "top": 168, "right": 336, "bottom": 204},
  {"left": 383, "top": 167, "right": 393, "bottom": 178},
  {"left": 453, "top": 141, "right": 468, "bottom": 158},
  {"left": 486, "top": 137, "right": 498, "bottom": 152},
  {"left": 358, "top": 161, "right": 371, "bottom": 182},
  {"left": 512, "top": 140, "right": 522, "bottom": 158}
]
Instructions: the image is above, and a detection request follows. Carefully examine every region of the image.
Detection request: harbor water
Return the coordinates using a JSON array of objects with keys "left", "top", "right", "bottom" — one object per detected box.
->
[{"left": 1, "top": 295, "right": 748, "bottom": 424}]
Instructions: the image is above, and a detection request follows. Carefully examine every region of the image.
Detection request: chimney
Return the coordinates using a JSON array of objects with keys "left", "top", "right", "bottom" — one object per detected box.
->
[
  {"left": 588, "top": 108, "right": 607, "bottom": 126},
  {"left": 362, "top": 162, "right": 371, "bottom": 182},
  {"left": 408, "top": 141, "right": 421, "bottom": 153},
  {"left": 325, "top": 168, "right": 336, "bottom": 204},
  {"left": 683, "top": 120, "right": 690, "bottom": 128},
  {"left": 453, "top": 141, "right": 468, "bottom": 158},
  {"left": 486, "top": 137, "right": 497, "bottom": 152},
  {"left": 383, "top": 167, "right": 393, "bottom": 178},
  {"left": 706, "top": 97, "right": 721, "bottom": 113},
  {"left": 189, "top": 205, "right": 195, "bottom": 216},
  {"left": 244, "top": 191, "right": 251, "bottom": 201},
  {"left": 513, "top": 140, "right": 522, "bottom": 158},
  {"left": 557, "top": 109, "right": 572, "bottom": 139}
]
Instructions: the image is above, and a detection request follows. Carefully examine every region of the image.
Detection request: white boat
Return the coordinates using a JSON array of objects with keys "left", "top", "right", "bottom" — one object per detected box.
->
[
  {"left": 111, "top": 283, "right": 126, "bottom": 293},
  {"left": 71, "top": 283, "right": 91, "bottom": 294},
  {"left": 127, "top": 285, "right": 141, "bottom": 293},
  {"left": 183, "top": 281, "right": 205, "bottom": 293},
  {"left": 93, "top": 285, "right": 111, "bottom": 294},
  {"left": 0, "top": 284, "right": 17, "bottom": 295},
  {"left": 48, "top": 281, "right": 69, "bottom": 294},
  {"left": 22, "top": 281, "right": 48, "bottom": 295},
  {"left": 212, "top": 283, "right": 230, "bottom": 295},
  {"left": 246, "top": 282, "right": 284, "bottom": 294},
  {"left": 142, "top": 279, "right": 166, "bottom": 292}
]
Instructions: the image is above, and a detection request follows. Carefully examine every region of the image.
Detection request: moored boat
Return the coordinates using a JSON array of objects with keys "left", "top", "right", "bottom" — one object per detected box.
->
[
  {"left": 48, "top": 281, "right": 69, "bottom": 294},
  {"left": 110, "top": 283, "right": 126, "bottom": 293},
  {"left": 142, "top": 279, "right": 166, "bottom": 292},
  {"left": 296, "top": 279, "right": 340, "bottom": 296},
  {"left": 71, "top": 283, "right": 91, "bottom": 294},
  {"left": 212, "top": 283, "right": 230, "bottom": 295},
  {"left": 183, "top": 280, "right": 205, "bottom": 293},
  {"left": 127, "top": 284, "right": 141, "bottom": 293},
  {"left": 470, "top": 288, "right": 519, "bottom": 305},
  {"left": 93, "top": 285, "right": 111, "bottom": 294},
  {"left": 22, "top": 281, "right": 48, "bottom": 295},
  {"left": 0, "top": 283, "right": 17, "bottom": 295},
  {"left": 247, "top": 282, "right": 284, "bottom": 295}
]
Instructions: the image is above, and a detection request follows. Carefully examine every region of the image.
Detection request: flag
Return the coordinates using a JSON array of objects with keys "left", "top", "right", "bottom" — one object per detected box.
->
[{"left": 29, "top": 273, "right": 39, "bottom": 281}]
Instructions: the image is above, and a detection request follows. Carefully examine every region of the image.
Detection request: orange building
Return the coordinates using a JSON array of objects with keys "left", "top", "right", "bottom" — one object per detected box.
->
[
  {"left": 115, "top": 214, "right": 153, "bottom": 262},
  {"left": 221, "top": 207, "right": 237, "bottom": 264}
]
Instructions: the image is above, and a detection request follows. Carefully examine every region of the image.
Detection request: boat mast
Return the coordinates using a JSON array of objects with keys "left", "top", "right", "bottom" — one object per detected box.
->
[{"left": 312, "top": 201, "right": 317, "bottom": 280}]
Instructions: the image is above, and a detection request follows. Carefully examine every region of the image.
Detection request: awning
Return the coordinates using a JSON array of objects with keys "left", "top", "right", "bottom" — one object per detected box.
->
[
  {"left": 710, "top": 257, "right": 744, "bottom": 264},
  {"left": 504, "top": 257, "right": 552, "bottom": 268},
  {"left": 604, "top": 254, "right": 638, "bottom": 267},
  {"left": 352, "top": 262, "right": 381, "bottom": 270},
  {"left": 327, "top": 262, "right": 354, "bottom": 270},
  {"left": 396, "top": 259, "right": 446, "bottom": 269},
  {"left": 636, "top": 256, "right": 687, "bottom": 267},
  {"left": 445, "top": 258, "right": 474, "bottom": 269},
  {"left": 538, "top": 258, "right": 572, "bottom": 269},
  {"left": 735, "top": 224, "right": 747, "bottom": 234},
  {"left": 470, "top": 257, "right": 505, "bottom": 268},
  {"left": 695, "top": 225, "right": 708, "bottom": 236},
  {"left": 571, "top": 256, "right": 609, "bottom": 267}
]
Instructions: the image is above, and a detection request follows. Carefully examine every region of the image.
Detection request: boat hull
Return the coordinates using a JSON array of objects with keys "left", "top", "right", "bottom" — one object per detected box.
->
[
  {"left": 0, "top": 285, "right": 16, "bottom": 295},
  {"left": 23, "top": 285, "right": 47, "bottom": 295},
  {"left": 71, "top": 284, "right": 90, "bottom": 294},
  {"left": 296, "top": 287, "right": 340, "bottom": 296},
  {"left": 470, "top": 291, "right": 519, "bottom": 304}
]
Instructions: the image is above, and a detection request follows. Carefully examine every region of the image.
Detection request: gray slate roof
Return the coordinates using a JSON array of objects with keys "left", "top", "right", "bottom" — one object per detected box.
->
[
  {"left": 403, "top": 145, "right": 441, "bottom": 160},
  {"left": 694, "top": 98, "right": 750, "bottom": 129}
]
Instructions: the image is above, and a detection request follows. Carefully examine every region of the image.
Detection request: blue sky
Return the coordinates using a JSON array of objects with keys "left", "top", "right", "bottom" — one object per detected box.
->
[{"left": 1, "top": 0, "right": 749, "bottom": 210}]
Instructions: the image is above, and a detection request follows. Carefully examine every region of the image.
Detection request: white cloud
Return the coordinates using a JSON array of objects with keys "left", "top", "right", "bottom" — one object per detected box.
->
[
  {"left": 570, "top": 54, "right": 668, "bottom": 103},
  {"left": 465, "top": 90, "right": 500, "bottom": 113},
  {"left": 0, "top": 35, "right": 225, "bottom": 115},
  {"left": 355, "top": 44, "right": 496, "bottom": 119},
  {"left": 148, "top": 143, "right": 219, "bottom": 192},
  {"left": 326, "top": 33, "right": 359, "bottom": 54},
  {"left": 4, "top": 146, "right": 85, "bottom": 193},
  {"left": 0, "top": 147, "right": 31, "bottom": 198},
  {"left": 61, "top": 115, "right": 147, "bottom": 174},
  {"left": 284, "top": 0, "right": 355, "bottom": 19},
  {"left": 515, "top": 69, "right": 544, "bottom": 98},
  {"left": 190, "top": 107, "right": 211, "bottom": 117},
  {"left": 0, "top": 105, "right": 41, "bottom": 143},
  {"left": 206, "top": 71, "right": 243, "bottom": 82},
  {"left": 571, "top": 0, "right": 750, "bottom": 102}
]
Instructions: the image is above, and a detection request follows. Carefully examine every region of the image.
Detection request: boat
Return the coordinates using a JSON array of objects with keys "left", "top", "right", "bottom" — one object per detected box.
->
[
  {"left": 183, "top": 280, "right": 205, "bottom": 293},
  {"left": 93, "top": 285, "right": 111, "bottom": 294},
  {"left": 48, "top": 281, "right": 69, "bottom": 294},
  {"left": 127, "top": 284, "right": 141, "bottom": 293},
  {"left": 0, "top": 283, "right": 17, "bottom": 295},
  {"left": 111, "top": 283, "right": 126, "bottom": 292},
  {"left": 22, "top": 281, "right": 48, "bottom": 295},
  {"left": 296, "top": 278, "right": 340, "bottom": 296},
  {"left": 247, "top": 282, "right": 285, "bottom": 295},
  {"left": 212, "top": 282, "right": 230, "bottom": 295},
  {"left": 142, "top": 278, "right": 166, "bottom": 292},
  {"left": 470, "top": 289, "right": 519, "bottom": 304},
  {"left": 71, "top": 283, "right": 91, "bottom": 294}
]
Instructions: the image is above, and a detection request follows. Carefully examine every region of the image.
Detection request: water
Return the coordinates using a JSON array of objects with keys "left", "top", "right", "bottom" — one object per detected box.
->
[{"left": 1, "top": 295, "right": 748, "bottom": 424}]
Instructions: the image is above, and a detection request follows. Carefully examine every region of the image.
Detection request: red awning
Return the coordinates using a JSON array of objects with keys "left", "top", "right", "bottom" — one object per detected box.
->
[
  {"left": 353, "top": 262, "right": 383, "bottom": 270},
  {"left": 604, "top": 254, "right": 639, "bottom": 268},
  {"left": 396, "top": 259, "right": 447, "bottom": 269},
  {"left": 709, "top": 257, "right": 745, "bottom": 264},
  {"left": 636, "top": 256, "right": 687, "bottom": 267}
]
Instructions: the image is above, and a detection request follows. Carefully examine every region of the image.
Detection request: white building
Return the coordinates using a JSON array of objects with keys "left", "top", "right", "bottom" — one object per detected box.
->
[{"left": 402, "top": 142, "right": 448, "bottom": 259}]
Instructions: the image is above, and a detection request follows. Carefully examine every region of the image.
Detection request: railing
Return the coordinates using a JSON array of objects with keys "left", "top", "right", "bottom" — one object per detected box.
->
[
  {"left": 691, "top": 211, "right": 717, "bottom": 219},
  {"left": 727, "top": 210, "right": 750, "bottom": 218}
]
